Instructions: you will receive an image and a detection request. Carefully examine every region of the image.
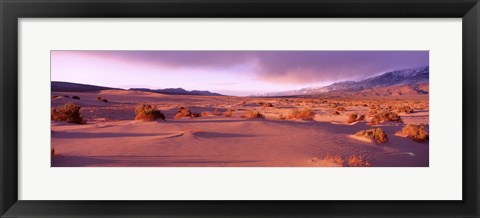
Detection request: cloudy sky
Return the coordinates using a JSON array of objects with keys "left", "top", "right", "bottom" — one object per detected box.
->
[{"left": 51, "top": 50, "right": 428, "bottom": 96}]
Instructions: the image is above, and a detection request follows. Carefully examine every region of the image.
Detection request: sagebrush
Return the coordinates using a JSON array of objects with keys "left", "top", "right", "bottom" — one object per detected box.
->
[
  {"left": 287, "top": 108, "right": 315, "bottom": 120},
  {"left": 354, "top": 128, "right": 388, "bottom": 143},
  {"left": 400, "top": 124, "right": 429, "bottom": 142},
  {"left": 51, "top": 103, "right": 84, "bottom": 124},
  {"left": 134, "top": 104, "right": 166, "bottom": 121}
]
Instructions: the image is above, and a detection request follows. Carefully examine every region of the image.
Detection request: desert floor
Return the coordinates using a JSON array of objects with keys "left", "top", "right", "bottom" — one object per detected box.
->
[{"left": 51, "top": 90, "right": 429, "bottom": 167}]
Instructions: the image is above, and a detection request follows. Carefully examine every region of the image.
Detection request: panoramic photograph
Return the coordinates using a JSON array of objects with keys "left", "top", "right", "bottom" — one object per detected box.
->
[{"left": 51, "top": 50, "right": 429, "bottom": 167}]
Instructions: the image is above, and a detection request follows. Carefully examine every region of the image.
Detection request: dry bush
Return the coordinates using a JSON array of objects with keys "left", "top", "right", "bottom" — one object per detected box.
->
[
  {"left": 134, "top": 104, "right": 166, "bottom": 121},
  {"left": 201, "top": 111, "right": 212, "bottom": 117},
  {"left": 354, "top": 128, "right": 388, "bottom": 143},
  {"left": 241, "top": 110, "right": 265, "bottom": 119},
  {"left": 347, "top": 156, "right": 371, "bottom": 167},
  {"left": 102, "top": 99, "right": 108, "bottom": 103},
  {"left": 318, "top": 155, "right": 371, "bottom": 167},
  {"left": 278, "top": 114, "right": 286, "bottom": 120},
  {"left": 263, "top": 102, "right": 274, "bottom": 108},
  {"left": 224, "top": 108, "right": 234, "bottom": 117},
  {"left": 174, "top": 107, "right": 200, "bottom": 119},
  {"left": 72, "top": 96, "right": 80, "bottom": 100},
  {"left": 400, "top": 124, "right": 429, "bottom": 142},
  {"left": 51, "top": 103, "right": 84, "bottom": 124},
  {"left": 380, "top": 110, "right": 402, "bottom": 122},
  {"left": 322, "top": 155, "right": 345, "bottom": 166},
  {"left": 369, "top": 117, "right": 381, "bottom": 125},
  {"left": 369, "top": 110, "right": 402, "bottom": 125},
  {"left": 368, "top": 109, "right": 379, "bottom": 117},
  {"left": 52, "top": 95, "right": 59, "bottom": 99},
  {"left": 396, "top": 105, "right": 414, "bottom": 114},
  {"left": 336, "top": 106, "right": 346, "bottom": 111},
  {"left": 63, "top": 95, "right": 70, "bottom": 98},
  {"left": 347, "top": 113, "right": 358, "bottom": 124},
  {"left": 96, "top": 97, "right": 102, "bottom": 100},
  {"left": 357, "top": 114, "right": 366, "bottom": 121},
  {"left": 287, "top": 108, "right": 315, "bottom": 120},
  {"left": 331, "top": 111, "right": 340, "bottom": 116}
]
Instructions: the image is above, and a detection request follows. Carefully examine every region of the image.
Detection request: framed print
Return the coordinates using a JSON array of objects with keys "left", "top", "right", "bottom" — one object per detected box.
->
[
  {"left": 49, "top": 50, "right": 430, "bottom": 168},
  {"left": 1, "top": 0, "right": 479, "bottom": 217}
]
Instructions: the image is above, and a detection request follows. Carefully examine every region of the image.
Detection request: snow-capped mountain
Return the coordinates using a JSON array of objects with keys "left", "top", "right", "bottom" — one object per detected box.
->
[{"left": 262, "top": 66, "right": 429, "bottom": 97}]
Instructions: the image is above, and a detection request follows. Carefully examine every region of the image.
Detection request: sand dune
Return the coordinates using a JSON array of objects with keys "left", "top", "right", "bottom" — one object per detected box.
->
[{"left": 51, "top": 90, "right": 429, "bottom": 167}]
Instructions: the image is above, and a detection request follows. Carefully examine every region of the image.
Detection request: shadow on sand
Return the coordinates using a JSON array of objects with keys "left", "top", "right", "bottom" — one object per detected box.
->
[{"left": 52, "top": 155, "right": 262, "bottom": 167}]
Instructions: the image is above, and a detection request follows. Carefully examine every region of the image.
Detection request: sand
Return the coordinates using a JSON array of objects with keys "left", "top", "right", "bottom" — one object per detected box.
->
[{"left": 51, "top": 90, "right": 429, "bottom": 167}]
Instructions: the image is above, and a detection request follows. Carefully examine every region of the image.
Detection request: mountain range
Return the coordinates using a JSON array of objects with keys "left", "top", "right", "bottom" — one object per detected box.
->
[
  {"left": 261, "top": 66, "right": 429, "bottom": 97},
  {"left": 129, "top": 88, "right": 223, "bottom": 96},
  {"left": 51, "top": 81, "right": 121, "bottom": 92},
  {"left": 52, "top": 66, "right": 428, "bottom": 97},
  {"left": 51, "top": 81, "right": 223, "bottom": 96}
]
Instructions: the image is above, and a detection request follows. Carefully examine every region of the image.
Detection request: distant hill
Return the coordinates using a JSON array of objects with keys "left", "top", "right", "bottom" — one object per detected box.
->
[
  {"left": 262, "top": 66, "right": 429, "bottom": 97},
  {"left": 129, "top": 88, "right": 223, "bottom": 96},
  {"left": 52, "top": 81, "right": 224, "bottom": 96},
  {"left": 52, "top": 81, "right": 121, "bottom": 92}
]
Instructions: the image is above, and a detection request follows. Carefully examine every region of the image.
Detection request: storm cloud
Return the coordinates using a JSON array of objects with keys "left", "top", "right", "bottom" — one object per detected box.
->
[{"left": 53, "top": 50, "right": 428, "bottom": 85}]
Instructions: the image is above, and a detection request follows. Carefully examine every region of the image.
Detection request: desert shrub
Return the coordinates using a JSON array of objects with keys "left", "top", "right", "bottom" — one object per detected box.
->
[
  {"left": 174, "top": 107, "right": 200, "bottom": 119},
  {"left": 400, "top": 124, "right": 429, "bottom": 142},
  {"left": 72, "top": 96, "right": 80, "bottom": 100},
  {"left": 331, "top": 111, "right": 340, "bottom": 116},
  {"left": 102, "top": 99, "right": 108, "bottom": 103},
  {"left": 63, "top": 95, "right": 70, "bottom": 98},
  {"left": 241, "top": 110, "right": 265, "bottom": 119},
  {"left": 368, "top": 109, "right": 379, "bottom": 117},
  {"left": 336, "top": 106, "right": 346, "bottom": 111},
  {"left": 396, "top": 105, "right": 414, "bottom": 114},
  {"left": 263, "top": 102, "right": 274, "bottom": 108},
  {"left": 381, "top": 110, "right": 402, "bottom": 122},
  {"left": 96, "top": 97, "right": 102, "bottom": 100},
  {"left": 278, "top": 114, "right": 286, "bottom": 120},
  {"left": 317, "top": 155, "right": 370, "bottom": 167},
  {"left": 322, "top": 155, "right": 345, "bottom": 166},
  {"left": 224, "top": 108, "right": 234, "bottom": 117},
  {"left": 347, "top": 156, "right": 371, "bottom": 167},
  {"left": 357, "top": 114, "right": 366, "bottom": 121},
  {"left": 52, "top": 95, "right": 59, "bottom": 99},
  {"left": 354, "top": 128, "right": 388, "bottom": 143},
  {"left": 287, "top": 108, "right": 315, "bottom": 120},
  {"left": 201, "top": 111, "right": 211, "bottom": 117},
  {"left": 134, "top": 104, "right": 166, "bottom": 121},
  {"left": 369, "top": 110, "right": 402, "bottom": 125},
  {"left": 369, "top": 117, "right": 381, "bottom": 125},
  {"left": 347, "top": 113, "right": 358, "bottom": 124},
  {"left": 51, "top": 103, "right": 83, "bottom": 124}
]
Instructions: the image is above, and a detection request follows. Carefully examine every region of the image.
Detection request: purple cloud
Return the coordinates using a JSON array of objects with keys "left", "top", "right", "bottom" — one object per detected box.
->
[{"left": 53, "top": 50, "right": 428, "bottom": 85}]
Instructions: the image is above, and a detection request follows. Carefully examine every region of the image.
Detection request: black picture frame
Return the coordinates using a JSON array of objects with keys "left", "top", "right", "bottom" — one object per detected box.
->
[{"left": 1, "top": 0, "right": 479, "bottom": 217}]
